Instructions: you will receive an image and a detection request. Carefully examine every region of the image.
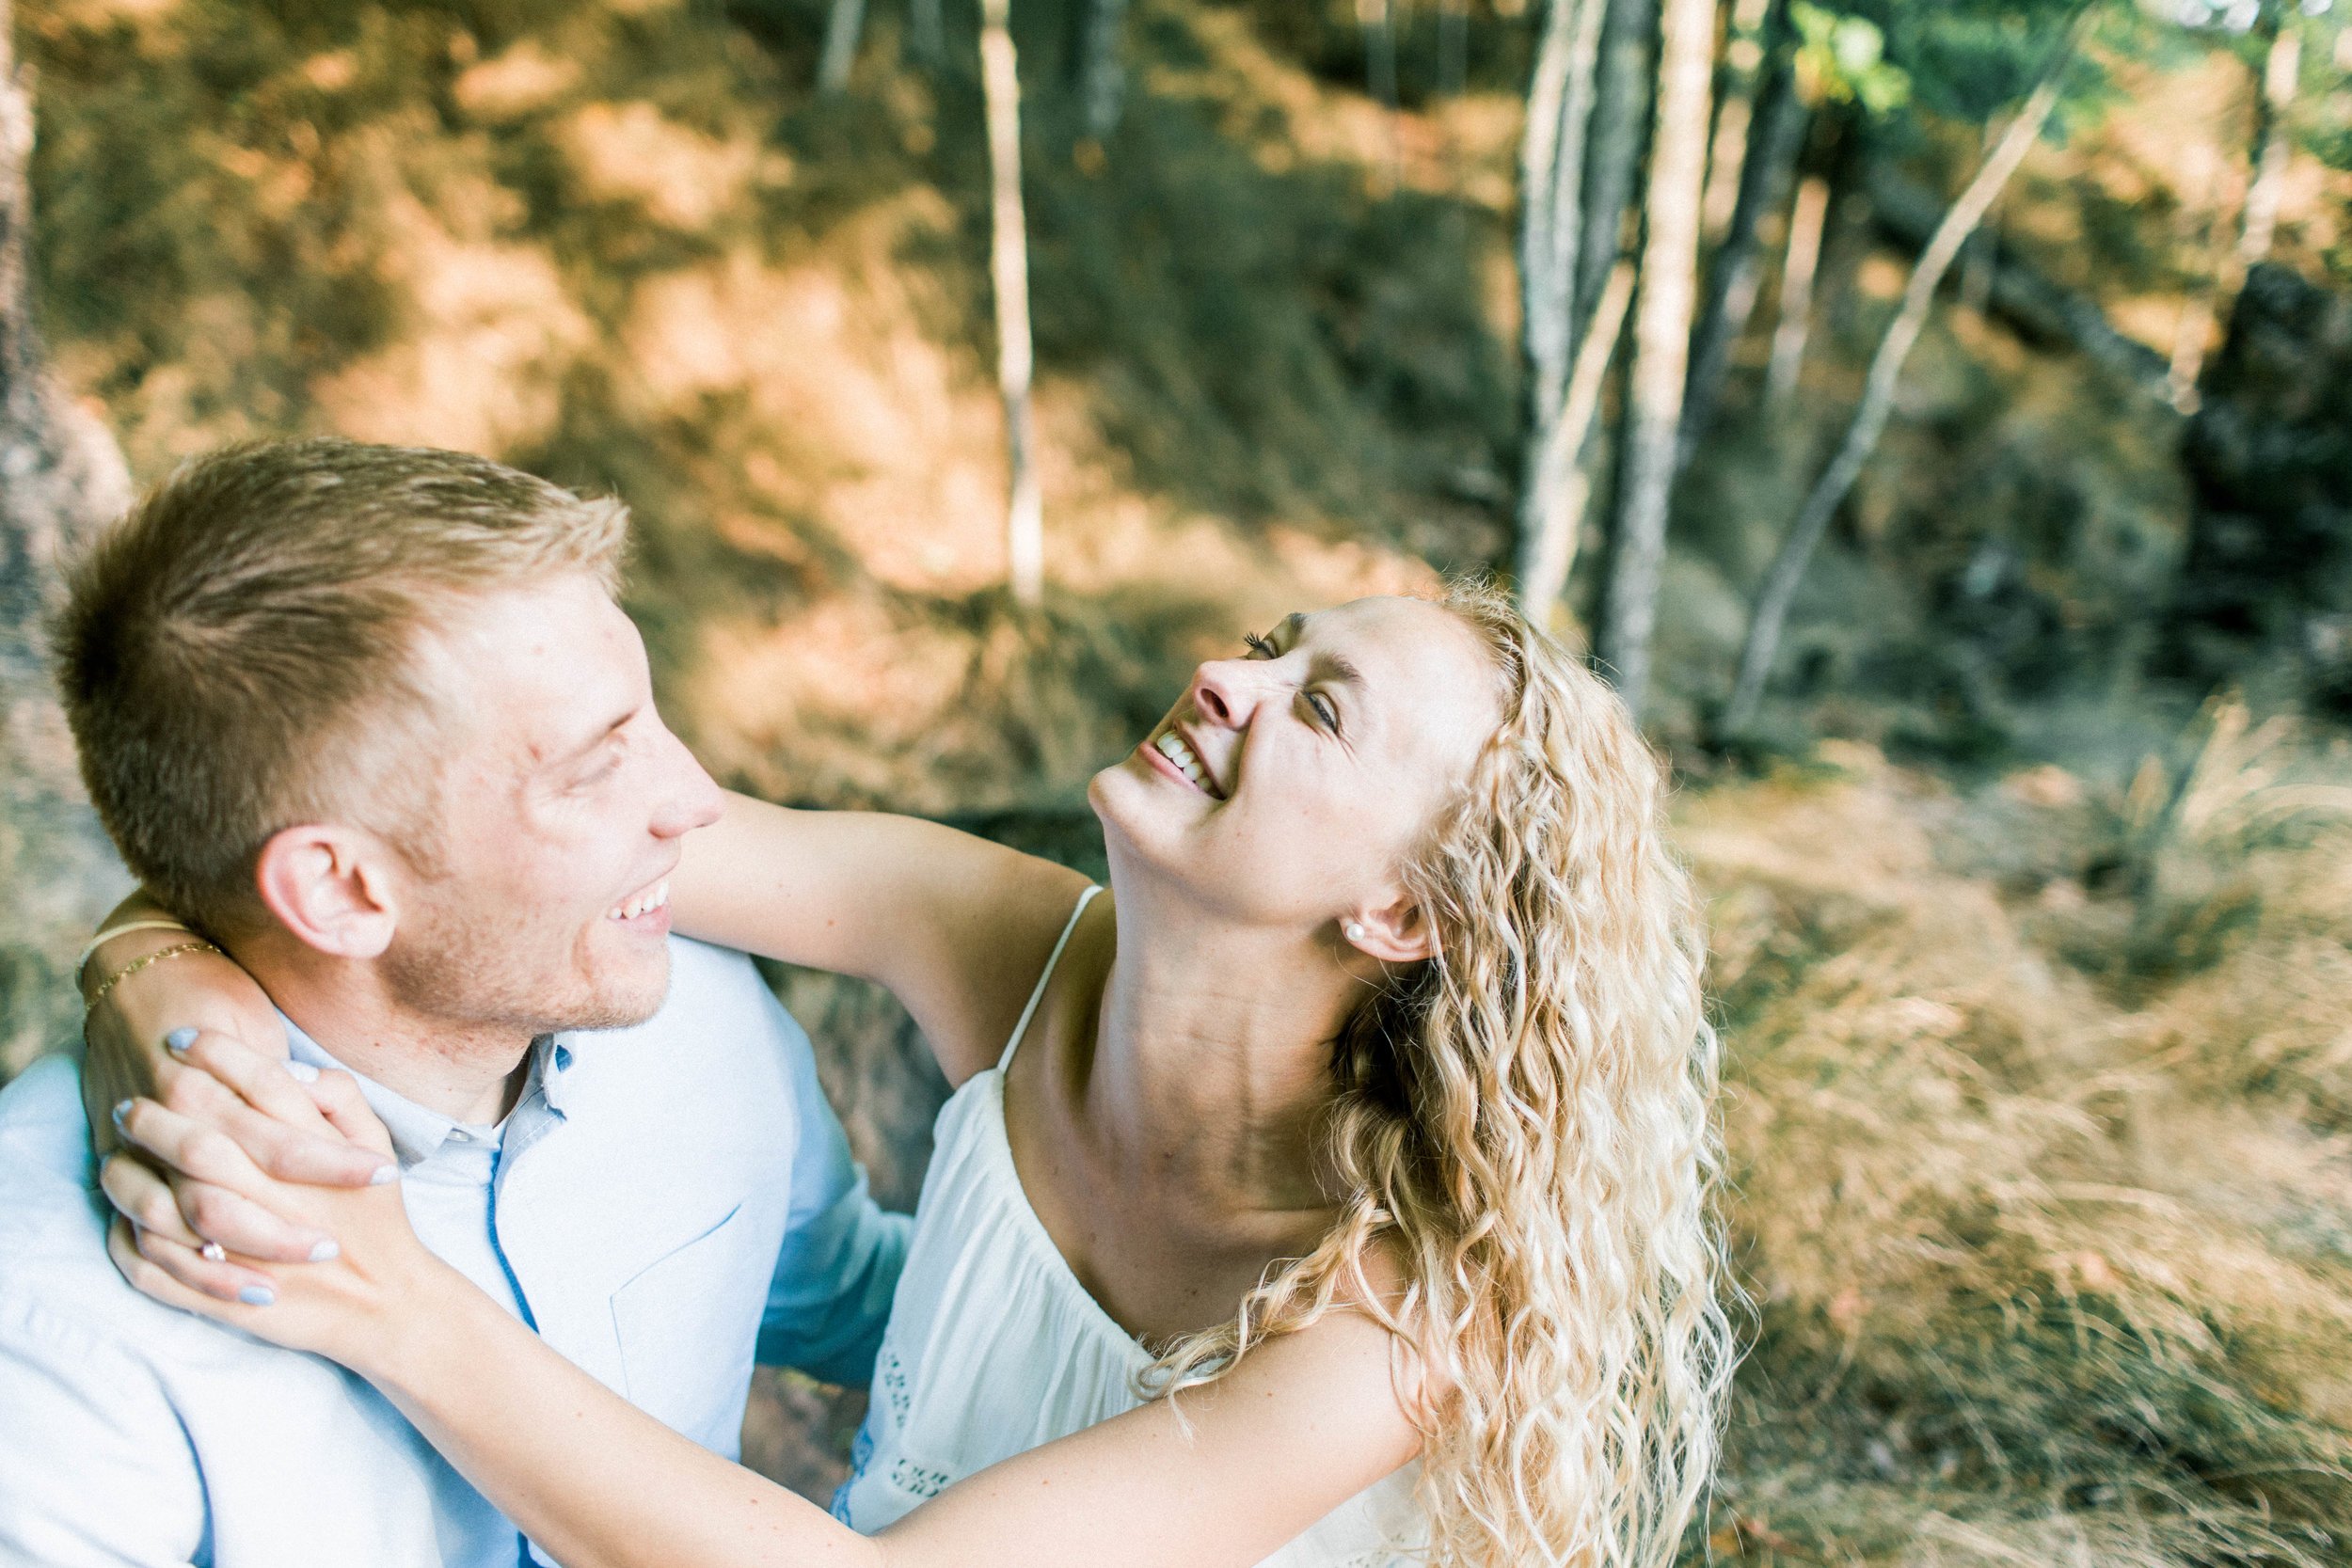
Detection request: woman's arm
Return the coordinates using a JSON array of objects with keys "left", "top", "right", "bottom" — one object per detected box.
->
[
  {"left": 108, "top": 1042, "right": 1424, "bottom": 1568},
  {"left": 672, "top": 795, "right": 1091, "bottom": 1084},
  {"left": 80, "top": 791, "right": 1096, "bottom": 1289}
]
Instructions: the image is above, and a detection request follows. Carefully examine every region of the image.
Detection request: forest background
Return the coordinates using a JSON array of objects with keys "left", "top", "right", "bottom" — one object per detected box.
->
[{"left": 2, "top": 0, "right": 2349, "bottom": 1562}]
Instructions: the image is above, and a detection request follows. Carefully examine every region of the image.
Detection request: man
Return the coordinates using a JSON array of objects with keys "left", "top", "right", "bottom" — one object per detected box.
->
[{"left": 0, "top": 438, "right": 907, "bottom": 1565}]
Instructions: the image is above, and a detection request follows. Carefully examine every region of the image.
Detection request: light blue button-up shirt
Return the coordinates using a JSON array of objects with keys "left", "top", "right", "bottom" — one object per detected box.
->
[{"left": 0, "top": 938, "right": 910, "bottom": 1567}]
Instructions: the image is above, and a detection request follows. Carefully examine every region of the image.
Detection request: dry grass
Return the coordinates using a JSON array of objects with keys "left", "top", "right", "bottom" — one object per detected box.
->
[{"left": 1687, "top": 720, "right": 2352, "bottom": 1565}]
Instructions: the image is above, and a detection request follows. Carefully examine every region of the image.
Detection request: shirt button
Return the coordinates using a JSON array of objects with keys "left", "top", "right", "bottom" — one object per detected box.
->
[{"left": 447, "top": 1129, "right": 471, "bottom": 1143}]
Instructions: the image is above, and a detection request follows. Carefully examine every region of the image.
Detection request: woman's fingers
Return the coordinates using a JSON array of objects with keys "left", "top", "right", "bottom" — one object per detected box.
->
[
  {"left": 167, "top": 1027, "right": 325, "bottom": 1129},
  {"left": 113, "top": 1095, "right": 278, "bottom": 1212},
  {"left": 100, "top": 1149, "right": 341, "bottom": 1267},
  {"left": 156, "top": 1034, "right": 392, "bottom": 1189},
  {"left": 304, "top": 1069, "right": 399, "bottom": 1166},
  {"left": 103, "top": 1198, "right": 281, "bottom": 1309},
  {"left": 106, "top": 1215, "right": 270, "bottom": 1318},
  {"left": 98, "top": 1154, "right": 202, "bottom": 1248}
]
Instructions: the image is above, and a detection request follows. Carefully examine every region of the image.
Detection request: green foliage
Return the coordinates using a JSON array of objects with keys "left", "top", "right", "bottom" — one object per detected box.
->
[{"left": 1791, "top": 1, "right": 1911, "bottom": 115}]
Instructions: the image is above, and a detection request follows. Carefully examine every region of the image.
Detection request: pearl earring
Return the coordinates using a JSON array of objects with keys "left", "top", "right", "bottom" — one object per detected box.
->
[{"left": 1345, "top": 922, "right": 1366, "bottom": 942}]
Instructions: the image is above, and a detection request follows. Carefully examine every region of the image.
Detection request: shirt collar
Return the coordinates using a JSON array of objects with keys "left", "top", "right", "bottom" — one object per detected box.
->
[{"left": 279, "top": 1014, "right": 564, "bottom": 1169}]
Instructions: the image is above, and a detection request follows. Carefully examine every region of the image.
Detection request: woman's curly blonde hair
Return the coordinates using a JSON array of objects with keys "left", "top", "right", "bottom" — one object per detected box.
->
[{"left": 1149, "top": 578, "right": 1735, "bottom": 1568}]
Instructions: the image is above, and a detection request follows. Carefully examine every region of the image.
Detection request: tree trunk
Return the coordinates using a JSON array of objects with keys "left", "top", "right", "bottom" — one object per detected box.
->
[
  {"left": 909, "top": 0, "right": 945, "bottom": 66},
  {"left": 818, "top": 0, "right": 866, "bottom": 93},
  {"left": 0, "top": 0, "right": 138, "bottom": 1081},
  {"left": 2238, "top": 9, "right": 2299, "bottom": 267},
  {"left": 1957, "top": 119, "right": 2001, "bottom": 317},
  {"left": 1515, "top": 0, "right": 1609, "bottom": 609},
  {"left": 1764, "top": 172, "right": 1828, "bottom": 404},
  {"left": 1699, "top": 0, "right": 1775, "bottom": 244},
  {"left": 1676, "top": 0, "right": 1799, "bottom": 475},
  {"left": 1439, "top": 0, "right": 1470, "bottom": 98},
  {"left": 1517, "top": 261, "right": 1636, "bottom": 620},
  {"left": 1360, "top": 0, "right": 1399, "bottom": 113},
  {"left": 1573, "top": 0, "right": 1656, "bottom": 338},
  {"left": 1860, "top": 159, "right": 2169, "bottom": 398},
  {"left": 979, "top": 0, "right": 1042, "bottom": 605},
  {"left": 1077, "top": 0, "right": 1131, "bottom": 142},
  {"left": 1595, "top": 0, "right": 1713, "bottom": 718},
  {"left": 2167, "top": 142, "right": 2223, "bottom": 413},
  {"left": 1723, "top": 27, "right": 2082, "bottom": 737}
]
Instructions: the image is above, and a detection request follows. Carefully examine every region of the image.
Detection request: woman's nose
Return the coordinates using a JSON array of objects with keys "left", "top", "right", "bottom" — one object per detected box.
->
[{"left": 1185, "top": 662, "right": 1279, "bottom": 737}]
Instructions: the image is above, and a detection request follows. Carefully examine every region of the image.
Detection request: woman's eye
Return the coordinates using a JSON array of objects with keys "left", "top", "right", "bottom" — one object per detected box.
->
[
  {"left": 1242, "top": 632, "right": 1277, "bottom": 659},
  {"left": 1308, "top": 691, "right": 1339, "bottom": 728}
]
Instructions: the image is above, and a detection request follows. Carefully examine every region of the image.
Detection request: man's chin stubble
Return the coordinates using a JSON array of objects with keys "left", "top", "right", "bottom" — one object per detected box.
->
[{"left": 383, "top": 927, "right": 673, "bottom": 1037}]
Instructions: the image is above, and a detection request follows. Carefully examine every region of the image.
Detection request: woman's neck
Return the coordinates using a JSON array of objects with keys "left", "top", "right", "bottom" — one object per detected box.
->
[{"left": 1078, "top": 879, "right": 1367, "bottom": 1222}]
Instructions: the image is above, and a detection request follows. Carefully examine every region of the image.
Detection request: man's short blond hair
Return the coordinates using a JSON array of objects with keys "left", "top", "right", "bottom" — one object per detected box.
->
[{"left": 55, "top": 437, "right": 630, "bottom": 936}]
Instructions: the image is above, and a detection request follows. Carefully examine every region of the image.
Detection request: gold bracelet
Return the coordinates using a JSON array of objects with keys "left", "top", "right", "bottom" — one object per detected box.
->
[
  {"left": 74, "top": 918, "right": 196, "bottom": 985},
  {"left": 84, "top": 941, "right": 226, "bottom": 1015}
]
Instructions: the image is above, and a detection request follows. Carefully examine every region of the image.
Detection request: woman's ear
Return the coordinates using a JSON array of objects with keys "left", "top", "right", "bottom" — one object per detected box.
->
[
  {"left": 253, "top": 826, "right": 403, "bottom": 959},
  {"left": 1341, "top": 895, "right": 1438, "bottom": 965}
]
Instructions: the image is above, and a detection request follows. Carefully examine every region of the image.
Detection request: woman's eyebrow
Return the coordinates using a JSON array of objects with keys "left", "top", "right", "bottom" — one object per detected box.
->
[
  {"left": 1280, "top": 613, "right": 1360, "bottom": 685},
  {"left": 1309, "top": 650, "right": 1362, "bottom": 686}
]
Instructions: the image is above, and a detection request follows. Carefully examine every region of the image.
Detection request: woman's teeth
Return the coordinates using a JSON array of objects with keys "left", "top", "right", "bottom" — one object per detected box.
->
[
  {"left": 609, "top": 880, "right": 669, "bottom": 921},
  {"left": 1154, "top": 732, "right": 1220, "bottom": 797}
]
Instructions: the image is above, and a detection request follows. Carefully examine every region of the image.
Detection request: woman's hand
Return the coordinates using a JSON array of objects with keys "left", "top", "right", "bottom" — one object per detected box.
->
[
  {"left": 103, "top": 1032, "right": 437, "bottom": 1371},
  {"left": 79, "top": 892, "right": 395, "bottom": 1282}
]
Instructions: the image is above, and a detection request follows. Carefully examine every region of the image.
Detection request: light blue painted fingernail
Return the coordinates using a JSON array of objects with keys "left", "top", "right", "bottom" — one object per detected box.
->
[
  {"left": 165, "top": 1027, "right": 199, "bottom": 1053},
  {"left": 111, "top": 1099, "right": 133, "bottom": 1130},
  {"left": 237, "top": 1285, "right": 276, "bottom": 1307},
  {"left": 308, "top": 1240, "right": 341, "bottom": 1262},
  {"left": 369, "top": 1164, "right": 401, "bottom": 1186},
  {"left": 284, "top": 1060, "right": 320, "bottom": 1083}
]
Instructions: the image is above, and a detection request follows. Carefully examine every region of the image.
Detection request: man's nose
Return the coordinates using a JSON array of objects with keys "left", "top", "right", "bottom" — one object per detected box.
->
[{"left": 649, "top": 724, "right": 725, "bottom": 840}]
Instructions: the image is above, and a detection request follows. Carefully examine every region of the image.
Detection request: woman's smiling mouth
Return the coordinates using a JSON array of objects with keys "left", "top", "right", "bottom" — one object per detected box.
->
[{"left": 1148, "top": 731, "right": 1226, "bottom": 799}]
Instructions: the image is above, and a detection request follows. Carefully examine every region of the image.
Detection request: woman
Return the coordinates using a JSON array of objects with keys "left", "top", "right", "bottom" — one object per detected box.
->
[{"left": 90, "top": 584, "right": 1730, "bottom": 1568}]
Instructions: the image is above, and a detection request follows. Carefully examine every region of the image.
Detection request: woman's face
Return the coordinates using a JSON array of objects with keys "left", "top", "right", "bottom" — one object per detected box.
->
[{"left": 1090, "top": 595, "right": 1500, "bottom": 937}]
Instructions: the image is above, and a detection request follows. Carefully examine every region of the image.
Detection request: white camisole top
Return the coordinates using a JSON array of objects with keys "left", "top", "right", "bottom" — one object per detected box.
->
[{"left": 832, "top": 886, "right": 1424, "bottom": 1564}]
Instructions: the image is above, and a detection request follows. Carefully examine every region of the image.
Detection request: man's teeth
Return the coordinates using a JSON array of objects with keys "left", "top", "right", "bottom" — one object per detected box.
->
[
  {"left": 1154, "top": 732, "right": 1218, "bottom": 796},
  {"left": 609, "top": 880, "right": 670, "bottom": 921}
]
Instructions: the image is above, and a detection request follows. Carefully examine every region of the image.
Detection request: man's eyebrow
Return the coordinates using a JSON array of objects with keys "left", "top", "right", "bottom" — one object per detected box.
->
[{"left": 549, "top": 705, "right": 639, "bottom": 768}]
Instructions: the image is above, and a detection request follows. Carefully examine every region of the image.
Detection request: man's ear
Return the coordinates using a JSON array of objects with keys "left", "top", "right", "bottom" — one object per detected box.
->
[
  {"left": 253, "top": 825, "right": 403, "bottom": 959},
  {"left": 1341, "top": 895, "right": 1438, "bottom": 965}
]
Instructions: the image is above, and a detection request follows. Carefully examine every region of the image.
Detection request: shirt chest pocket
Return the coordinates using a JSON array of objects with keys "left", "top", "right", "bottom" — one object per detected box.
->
[{"left": 610, "top": 1201, "right": 769, "bottom": 1451}]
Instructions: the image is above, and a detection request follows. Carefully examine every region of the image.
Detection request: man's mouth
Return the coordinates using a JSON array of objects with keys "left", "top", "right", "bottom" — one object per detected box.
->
[
  {"left": 607, "top": 879, "right": 671, "bottom": 923},
  {"left": 1152, "top": 731, "right": 1226, "bottom": 800}
]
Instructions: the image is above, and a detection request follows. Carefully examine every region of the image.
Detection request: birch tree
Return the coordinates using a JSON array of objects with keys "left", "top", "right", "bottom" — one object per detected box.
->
[
  {"left": 1439, "top": 0, "right": 1470, "bottom": 98},
  {"left": 1677, "top": 0, "right": 1801, "bottom": 473},
  {"left": 910, "top": 0, "right": 945, "bottom": 66},
  {"left": 1515, "top": 0, "right": 1608, "bottom": 614},
  {"left": 1517, "top": 261, "right": 1636, "bottom": 616},
  {"left": 1576, "top": 0, "right": 1659, "bottom": 328},
  {"left": 818, "top": 0, "right": 866, "bottom": 93},
  {"left": 1595, "top": 0, "right": 1715, "bottom": 718},
  {"left": 1361, "top": 0, "right": 1400, "bottom": 114},
  {"left": 2237, "top": 4, "right": 2301, "bottom": 266},
  {"left": 1077, "top": 0, "right": 1132, "bottom": 142},
  {"left": 979, "top": 0, "right": 1042, "bottom": 604},
  {"left": 1723, "top": 18, "right": 2087, "bottom": 736},
  {"left": 1765, "top": 172, "right": 1829, "bottom": 402}
]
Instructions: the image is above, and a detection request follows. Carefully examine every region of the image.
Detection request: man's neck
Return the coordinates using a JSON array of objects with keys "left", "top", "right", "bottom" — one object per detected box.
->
[{"left": 235, "top": 938, "right": 536, "bottom": 1126}]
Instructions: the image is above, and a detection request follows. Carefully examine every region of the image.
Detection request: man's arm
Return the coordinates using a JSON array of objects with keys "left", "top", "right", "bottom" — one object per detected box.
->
[{"left": 0, "top": 1309, "right": 208, "bottom": 1567}]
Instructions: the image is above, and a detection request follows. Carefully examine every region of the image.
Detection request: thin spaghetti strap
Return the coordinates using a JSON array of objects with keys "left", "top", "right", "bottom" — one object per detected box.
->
[{"left": 997, "top": 884, "right": 1103, "bottom": 1072}]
